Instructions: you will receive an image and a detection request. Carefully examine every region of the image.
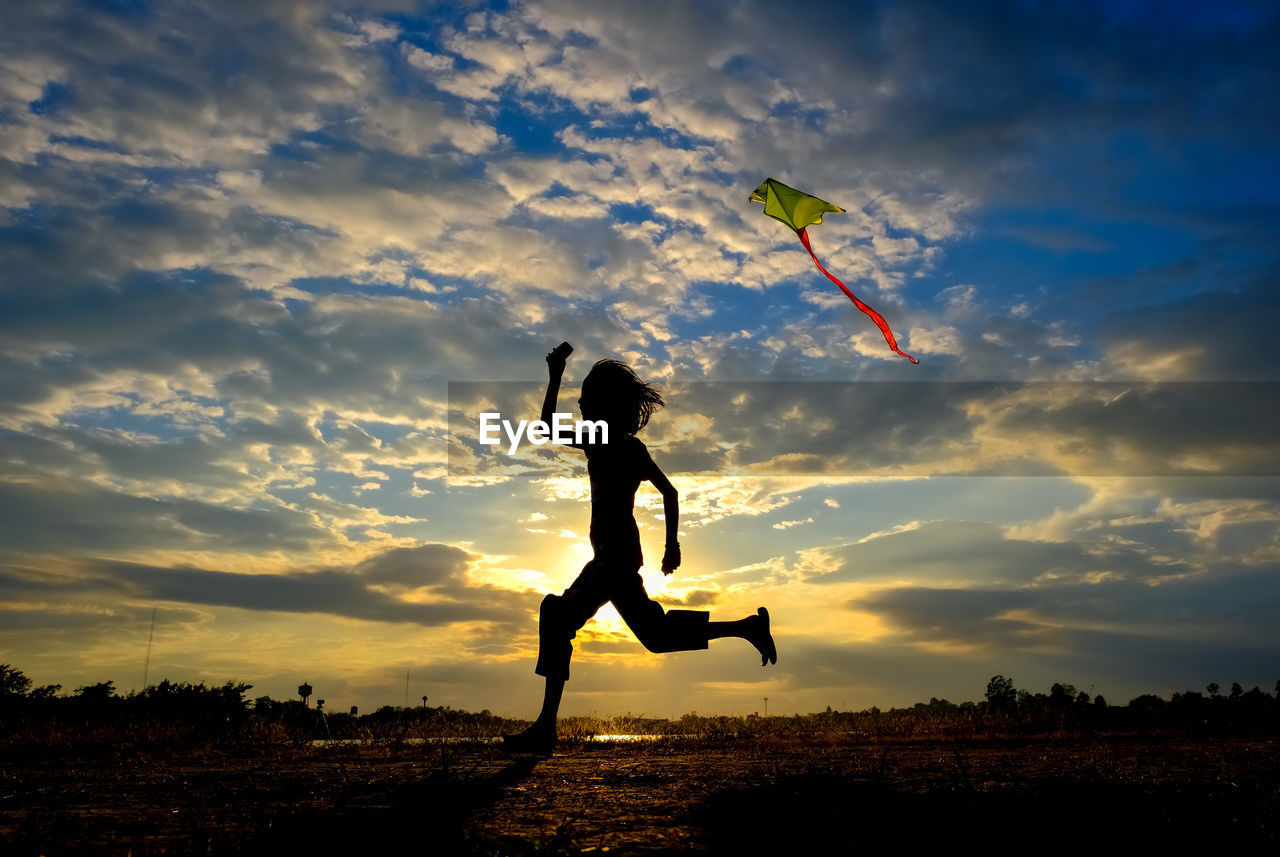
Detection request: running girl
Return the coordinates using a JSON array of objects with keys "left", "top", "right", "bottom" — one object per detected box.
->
[{"left": 503, "top": 343, "right": 776, "bottom": 754}]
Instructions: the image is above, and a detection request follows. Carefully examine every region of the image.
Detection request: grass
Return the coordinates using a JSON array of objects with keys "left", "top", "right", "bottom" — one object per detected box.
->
[{"left": 3, "top": 727, "right": 1277, "bottom": 855}]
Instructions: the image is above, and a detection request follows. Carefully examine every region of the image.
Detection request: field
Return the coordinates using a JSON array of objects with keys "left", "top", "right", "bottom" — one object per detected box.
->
[{"left": 3, "top": 734, "right": 1277, "bottom": 854}]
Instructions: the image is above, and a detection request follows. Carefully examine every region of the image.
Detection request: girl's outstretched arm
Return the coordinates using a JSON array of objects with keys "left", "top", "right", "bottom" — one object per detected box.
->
[
  {"left": 648, "top": 461, "right": 681, "bottom": 575},
  {"left": 541, "top": 342, "right": 572, "bottom": 427}
]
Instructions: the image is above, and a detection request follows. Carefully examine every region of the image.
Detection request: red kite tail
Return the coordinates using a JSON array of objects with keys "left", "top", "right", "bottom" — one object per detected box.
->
[{"left": 796, "top": 227, "right": 918, "bottom": 364}]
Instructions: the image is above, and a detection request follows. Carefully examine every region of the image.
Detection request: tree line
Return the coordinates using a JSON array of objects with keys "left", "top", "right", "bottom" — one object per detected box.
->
[{"left": 2, "top": 664, "right": 1277, "bottom": 743}]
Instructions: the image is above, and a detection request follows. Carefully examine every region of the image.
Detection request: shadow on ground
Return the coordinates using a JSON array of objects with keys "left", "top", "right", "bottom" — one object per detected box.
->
[
  {"left": 689, "top": 773, "right": 1276, "bottom": 851},
  {"left": 247, "top": 756, "right": 543, "bottom": 853},
  {"left": 1, "top": 753, "right": 544, "bottom": 856}
]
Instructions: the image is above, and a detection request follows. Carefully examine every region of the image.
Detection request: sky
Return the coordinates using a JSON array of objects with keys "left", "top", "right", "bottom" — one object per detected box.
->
[{"left": 1, "top": 0, "right": 1278, "bottom": 718}]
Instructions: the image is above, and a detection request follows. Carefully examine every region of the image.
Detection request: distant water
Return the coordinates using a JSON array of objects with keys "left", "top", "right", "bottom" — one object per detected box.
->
[{"left": 311, "top": 733, "right": 678, "bottom": 747}]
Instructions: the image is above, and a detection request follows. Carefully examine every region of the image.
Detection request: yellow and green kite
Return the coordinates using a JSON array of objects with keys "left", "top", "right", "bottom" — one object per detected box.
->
[{"left": 750, "top": 178, "right": 917, "bottom": 363}]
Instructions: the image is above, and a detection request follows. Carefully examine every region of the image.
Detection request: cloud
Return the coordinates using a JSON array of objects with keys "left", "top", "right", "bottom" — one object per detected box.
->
[
  {"left": 804, "top": 520, "right": 1116, "bottom": 586},
  {"left": 2, "top": 1, "right": 370, "bottom": 166},
  {"left": 353, "top": 543, "right": 472, "bottom": 586},
  {"left": 1100, "top": 285, "right": 1280, "bottom": 381},
  {"left": 0, "top": 477, "right": 321, "bottom": 556},
  {"left": 853, "top": 562, "right": 1280, "bottom": 652},
  {"left": 658, "top": 587, "right": 719, "bottom": 608},
  {"left": 0, "top": 543, "right": 535, "bottom": 629},
  {"left": 856, "top": 586, "right": 1044, "bottom": 646}
]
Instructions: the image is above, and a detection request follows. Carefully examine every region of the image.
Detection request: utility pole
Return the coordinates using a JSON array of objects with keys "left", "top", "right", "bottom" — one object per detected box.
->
[
  {"left": 142, "top": 607, "right": 157, "bottom": 688},
  {"left": 404, "top": 668, "right": 409, "bottom": 708}
]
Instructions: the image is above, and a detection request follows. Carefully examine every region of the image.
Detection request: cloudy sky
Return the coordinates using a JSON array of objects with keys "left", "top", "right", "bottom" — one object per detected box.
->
[{"left": 2, "top": 0, "right": 1277, "bottom": 717}]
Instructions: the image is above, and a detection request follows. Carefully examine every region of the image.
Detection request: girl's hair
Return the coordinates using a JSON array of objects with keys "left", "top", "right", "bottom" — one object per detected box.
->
[{"left": 583, "top": 359, "right": 664, "bottom": 435}]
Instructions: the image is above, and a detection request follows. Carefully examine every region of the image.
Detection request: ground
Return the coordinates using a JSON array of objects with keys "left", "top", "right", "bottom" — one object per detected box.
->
[{"left": 2, "top": 735, "right": 1277, "bottom": 854}]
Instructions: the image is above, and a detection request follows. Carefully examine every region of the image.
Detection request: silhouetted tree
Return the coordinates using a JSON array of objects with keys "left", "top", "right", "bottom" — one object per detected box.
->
[
  {"left": 75, "top": 681, "right": 116, "bottom": 703},
  {"left": 1241, "top": 686, "right": 1268, "bottom": 714},
  {"left": 0, "top": 664, "right": 32, "bottom": 697},
  {"left": 985, "top": 675, "right": 1016, "bottom": 712},
  {"left": 1128, "top": 694, "right": 1167, "bottom": 724},
  {"left": 1049, "top": 682, "right": 1079, "bottom": 708},
  {"left": 1171, "top": 690, "right": 1207, "bottom": 729}
]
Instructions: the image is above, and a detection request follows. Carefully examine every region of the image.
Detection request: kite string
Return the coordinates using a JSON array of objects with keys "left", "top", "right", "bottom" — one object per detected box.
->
[{"left": 796, "top": 228, "right": 918, "bottom": 364}]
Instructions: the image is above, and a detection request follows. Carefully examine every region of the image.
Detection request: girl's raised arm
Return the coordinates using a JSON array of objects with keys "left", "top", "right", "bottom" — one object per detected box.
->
[{"left": 541, "top": 341, "right": 573, "bottom": 427}]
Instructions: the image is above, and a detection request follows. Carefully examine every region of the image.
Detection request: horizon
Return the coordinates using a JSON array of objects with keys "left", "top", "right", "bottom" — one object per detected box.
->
[{"left": 11, "top": 661, "right": 1274, "bottom": 719}]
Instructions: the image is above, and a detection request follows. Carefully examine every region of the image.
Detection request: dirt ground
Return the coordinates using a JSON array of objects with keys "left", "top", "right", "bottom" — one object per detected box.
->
[{"left": 2, "top": 735, "right": 1277, "bottom": 854}]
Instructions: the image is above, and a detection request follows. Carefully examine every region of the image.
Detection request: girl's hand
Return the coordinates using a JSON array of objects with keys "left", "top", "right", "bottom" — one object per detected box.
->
[
  {"left": 545, "top": 341, "right": 572, "bottom": 377},
  {"left": 661, "top": 541, "right": 681, "bottom": 575}
]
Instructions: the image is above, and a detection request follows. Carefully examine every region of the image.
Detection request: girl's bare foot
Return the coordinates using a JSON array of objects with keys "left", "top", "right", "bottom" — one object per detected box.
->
[
  {"left": 747, "top": 607, "right": 777, "bottom": 666},
  {"left": 501, "top": 724, "right": 556, "bottom": 755}
]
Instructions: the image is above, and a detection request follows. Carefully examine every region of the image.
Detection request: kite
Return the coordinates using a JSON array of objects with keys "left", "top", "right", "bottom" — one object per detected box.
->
[{"left": 750, "top": 177, "right": 918, "bottom": 363}]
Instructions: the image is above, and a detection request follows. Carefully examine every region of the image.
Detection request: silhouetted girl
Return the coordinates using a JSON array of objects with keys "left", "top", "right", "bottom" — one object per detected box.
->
[{"left": 503, "top": 343, "right": 775, "bottom": 754}]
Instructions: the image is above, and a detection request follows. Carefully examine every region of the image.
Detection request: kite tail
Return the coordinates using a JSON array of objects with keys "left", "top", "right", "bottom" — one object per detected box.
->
[{"left": 796, "top": 227, "right": 918, "bottom": 364}]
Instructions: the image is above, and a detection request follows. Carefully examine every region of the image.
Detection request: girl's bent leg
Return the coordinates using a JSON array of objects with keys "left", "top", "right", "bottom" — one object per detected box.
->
[
  {"left": 612, "top": 571, "right": 710, "bottom": 655},
  {"left": 535, "top": 562, "right": 613, "bottom": 681},
  {"left": 534, "top": 593, "right": 575, "bottom": 681},
  {"left": 707, "top": 607, "right": 776, "bottom": 666}
]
